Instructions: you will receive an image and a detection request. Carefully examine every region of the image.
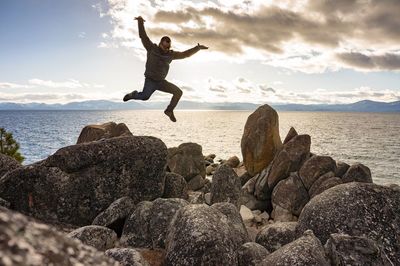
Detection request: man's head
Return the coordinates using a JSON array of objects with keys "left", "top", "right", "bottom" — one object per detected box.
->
[{"left": 159, "top": 36, "right": 171, "bottom": 52}]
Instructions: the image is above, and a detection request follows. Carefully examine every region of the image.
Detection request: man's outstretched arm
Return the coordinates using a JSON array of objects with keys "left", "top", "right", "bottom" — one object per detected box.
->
[
  {"left": 135, "top": 16, "right": 152, "bottom": 51},
  {"left": 172, "top": 43, "right": 208, "bottom": 60}
]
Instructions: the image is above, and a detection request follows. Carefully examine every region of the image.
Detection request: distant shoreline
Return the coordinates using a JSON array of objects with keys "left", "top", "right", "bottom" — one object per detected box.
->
[
  {"left": 1, "top": 99, "right": 400, "bottom": 112},
  {"left": 1, "top": 109, "right": 400, "bottom": 113}
]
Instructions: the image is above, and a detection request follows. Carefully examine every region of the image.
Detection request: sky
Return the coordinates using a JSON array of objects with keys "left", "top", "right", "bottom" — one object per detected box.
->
[{"left": 0, "top": 0, "right": 400, "bottom": 104}]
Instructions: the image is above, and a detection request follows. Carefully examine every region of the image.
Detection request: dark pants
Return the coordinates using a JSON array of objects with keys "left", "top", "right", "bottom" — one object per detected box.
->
[{"left": 134, "top": 78, "right": 182, "bottom": 111}]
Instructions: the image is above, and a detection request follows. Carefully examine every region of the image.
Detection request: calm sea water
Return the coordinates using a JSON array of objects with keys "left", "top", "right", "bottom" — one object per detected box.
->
[{"left": 0, "top": 110, "right": 399, "bottom": 185}]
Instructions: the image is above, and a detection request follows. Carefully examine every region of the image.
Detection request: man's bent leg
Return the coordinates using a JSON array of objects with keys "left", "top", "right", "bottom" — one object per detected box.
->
[
  {"left": 157, "top": 80, "right": 182, "bottom": 122},
  {"left": 123, "top": 78, "right": 157, "bottom": 102},
  {"left": 158, "top": 80, "right": 183, "bottom": 111},
  {"left": 135, "top": 78, "right": 158, "bottom": 100}
]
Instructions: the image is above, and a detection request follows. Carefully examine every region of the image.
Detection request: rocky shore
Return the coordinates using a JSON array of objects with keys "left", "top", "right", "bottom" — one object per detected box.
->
[{"left": 0, "top": 107, "right": 399, "bottom": 265}]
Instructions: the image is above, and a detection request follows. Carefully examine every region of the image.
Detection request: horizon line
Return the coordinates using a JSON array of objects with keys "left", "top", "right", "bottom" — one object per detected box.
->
[{"left": 0, "top": 99, "right": 399, "bottom": 106}]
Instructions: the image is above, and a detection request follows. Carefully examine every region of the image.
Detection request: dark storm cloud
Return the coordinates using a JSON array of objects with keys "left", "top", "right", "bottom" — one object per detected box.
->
[
  {"left": 336, "top": 52, "right": 400, "bottom": 70},
  {"left": 308, "top": 0, "right": 360, "bottom": 14},
  {"left": 149, "top": 26, "right": 244, "bottom": 54},
  {"left": 309, "top": 0, "right": 400, "bottom": 42},
  {"left": 149, "top": 5, "right": 350, "bottom": 55},
  {"left": 145, "top": 1, "right": 400, "bottom": 70}
]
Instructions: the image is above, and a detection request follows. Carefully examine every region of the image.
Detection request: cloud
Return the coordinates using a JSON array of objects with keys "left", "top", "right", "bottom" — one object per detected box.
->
[
  {"left": 98, "top": 42, "right": 112, "bottom": 48},
  {"left": 199, "top": 77, "right": 400, "bottom": 104},
  {"left": 0, "top": 79, "right": 106, "bottom": 89},
  {"left": 336, "top": 52, "right": 400, "bottom": 71},
  {"left": 216, "top": 93, "right": 228, "bottom": 98},
  {"left": 259, "top": 85, "right": 276, "bottom": 93},
  {"left": 234, "top": 77, "right": 253, "bottom": 93},
  {"left": 79, "top": 32, "right": 86, "bottom": 38},
  {"left": 181, "top": 85, "right": 195, "bottom": 91},
  {"left": 0, "top": 82, "right": 34, "bottom": 89},
  {"left": 0, "top": 93, "right": 88, "bottom": 103},
  {"left": 1, "top": 78, "right": 399, "bottom": 105},
  {"left": 209, "top": 85, "right": 226, "bottom": 93},
  {"left": 308, "top": 0, "right": 400, "bottom": 44},
  {"left": 274, "top": 87, "right": 400, "bottom": 104},
  {"left": 207, "top": 77, "right": 232, "bottom": 94},
  {"left": 28, "top": 79, "right": 105, "bottom": 89},
  {"left": 0, "top": 88, "right": 128, "bottom": 104},
  {"left": 100, "top": 0, "right": 400, "bottom": 72}
]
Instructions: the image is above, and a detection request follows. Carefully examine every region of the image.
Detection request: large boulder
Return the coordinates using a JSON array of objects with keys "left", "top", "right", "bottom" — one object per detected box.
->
[
  {"left": 0, "top": 153, "right": 21, "bottom": 177},
  {"left": 259, "top": 230, "right": 329, "bottom": 266},
  {"left": 299, "top": 155, "right": 337, "bottom": 190},
  {"left": 77, "top": 121, "right": 133, "bottom": 144},
  {"left": 281, "top": 134, "right": 312, "bottom": 173},
  {"left": 296, "top": 182, "right": 400, "bottom": 264},
  {"left": 342, "top": 163, "right": 372, "bottom": 183},
  {"left": 241, "top": 104, "right": 282, "bottom": 176},
  {"left": 255, "top": 222, "right": 298, "bottom": 253},
  {"left": 0, "top": 207, "right": 118, "bottom": 265},
  {"left": 167, "top": 143, "right": 206, "bottom": 182},
  {"left": 258, "top": 150, "right": 291, "bottom": 196},
  {"left": 105, "top": 248, "right": 150, "bottom": 266},
  {"left": 164, "top": 204, "right": 248, "bottom": 266},
  {"left": 325, "top": 233, "right": 392, "bottom": 266},
  {"left": 92, "top": 196, "right": 136, "bottom": 236},
  {"left": 210, "top": 165, "right": 242, "bottom": 209},
  {"left": 271, "top": 173, "right": 309, "bottom": 219},
  {"left": 254, "top": 134, "right": 311, "bottom": 200},
  {"left": 162, "top": 172, "right": 188, "bottom": 199},
  {"left": 0, "top": 136, "right": 167, "bottom": 226},
  {"left": 67, "top": 225, "right": 117, "bottom": 251},
  {"left": 121, "top": 198, "right": 189, "bottom": 249}
]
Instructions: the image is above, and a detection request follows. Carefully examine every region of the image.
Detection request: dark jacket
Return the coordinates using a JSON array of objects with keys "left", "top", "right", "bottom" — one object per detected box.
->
[{"left": 138, "top": 21, "right": 200, "bottom": 81}]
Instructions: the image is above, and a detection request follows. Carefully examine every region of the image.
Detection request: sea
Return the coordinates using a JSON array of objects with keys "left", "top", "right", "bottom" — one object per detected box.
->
[{"left": 0, "top": 110, "right": 399, "bottom": 185}]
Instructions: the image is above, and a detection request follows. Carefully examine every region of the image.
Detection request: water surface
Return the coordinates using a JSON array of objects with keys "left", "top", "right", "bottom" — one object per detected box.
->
[{"left": 1, "top": 110, "right": 399, "bottom": 185}]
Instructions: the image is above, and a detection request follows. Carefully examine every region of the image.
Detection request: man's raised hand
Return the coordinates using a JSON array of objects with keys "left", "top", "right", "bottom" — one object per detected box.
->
[
  {"left": 197, "top": 43, "right": 208, "bottom": 50},
  {"left": 135, "top": 16, "right": 146, "bottom": 22}
]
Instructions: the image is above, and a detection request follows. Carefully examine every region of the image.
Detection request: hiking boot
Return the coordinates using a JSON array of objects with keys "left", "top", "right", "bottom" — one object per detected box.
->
[
  {"left": 164, "top": 109, "right": 177, "bottom": 122},
  {"left": 123, "top": 90, "right": 138, "bottom": 102}
]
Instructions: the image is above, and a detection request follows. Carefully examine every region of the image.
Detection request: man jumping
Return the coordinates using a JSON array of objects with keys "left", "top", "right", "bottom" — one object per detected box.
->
[{"left": 123, "top": 16, "right": 208, "bottom": 122}]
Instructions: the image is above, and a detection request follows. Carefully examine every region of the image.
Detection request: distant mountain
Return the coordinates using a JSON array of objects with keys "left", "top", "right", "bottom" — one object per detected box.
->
[
  {"left": 273, "top": 100, "right": 400, "bottom": 112},
  {"left": 0, "top": 100, "right": 146, "bottom": 110},
  {"left": 0, "top": 100, "right": 399, "bottom": 112}
]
